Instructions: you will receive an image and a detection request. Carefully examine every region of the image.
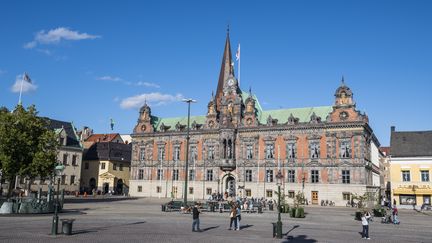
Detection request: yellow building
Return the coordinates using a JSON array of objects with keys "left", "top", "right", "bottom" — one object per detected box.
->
[
  {"left": 390, "top": 127, "right": 432, "bottom": 208},
  {"left": 81, "top": 142, "right": 131, "bottom": 194}
]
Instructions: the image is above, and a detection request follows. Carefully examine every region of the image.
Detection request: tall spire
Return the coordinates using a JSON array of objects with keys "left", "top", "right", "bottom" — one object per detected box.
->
[{"left": 215, "top": 28, "right": 234, "bottom": 111}]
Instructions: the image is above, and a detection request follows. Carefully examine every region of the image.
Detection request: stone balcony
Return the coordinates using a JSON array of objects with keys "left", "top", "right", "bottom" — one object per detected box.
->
[{"left": 220, "top": 159, "right": 236, "bottom": 172}]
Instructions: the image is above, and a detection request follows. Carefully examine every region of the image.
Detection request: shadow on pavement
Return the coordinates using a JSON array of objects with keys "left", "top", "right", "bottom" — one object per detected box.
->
[
  {"left": 240, "top": 224, "right": 253, "bottom": 230},
  {"left": 201, "top": 226, "right": 219, "bottom": 232},
  {"left": 283, "top": 235, "right": 317, "bottom": 243},
  {"left": 285, "top": 225, "right": 299, "bottom": 235}
]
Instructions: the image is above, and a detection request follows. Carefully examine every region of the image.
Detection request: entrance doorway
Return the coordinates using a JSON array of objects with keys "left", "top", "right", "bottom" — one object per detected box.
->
[
  {"left": 103, "top": 183, "right": 109, "bottom": 194},
  {"left": 424, "top": 195, "right": 431, "bottom": 205},
  {"left": 89, "top": 178, "right": 96, "bottom": 193},
  {"left": 226, "top": 176, "right": 236, "bottom": 197},
  {"left": 116, "top": 179, "right": 123, "bottom": 195},
  {"left": 312, "top": 191, "right": 319, "bottom": 205}
]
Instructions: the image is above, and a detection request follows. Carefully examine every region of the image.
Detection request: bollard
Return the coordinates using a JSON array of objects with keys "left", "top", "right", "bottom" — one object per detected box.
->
[{"left": 61, "top": 219, "right": 75, "bottom": 235}]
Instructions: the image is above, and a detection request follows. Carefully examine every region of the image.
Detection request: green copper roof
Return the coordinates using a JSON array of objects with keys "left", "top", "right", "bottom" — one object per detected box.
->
[
  {"left": 154, "top": 115, "right": 207, "bottom": 131},
  {"left": 259, "top": 106, "right": 333, "bottom": 124}
]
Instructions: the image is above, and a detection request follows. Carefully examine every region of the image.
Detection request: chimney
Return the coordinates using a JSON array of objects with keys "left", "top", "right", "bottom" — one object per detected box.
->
[{"left": 391, "top": 126, "right": 395, "bottom": 132}]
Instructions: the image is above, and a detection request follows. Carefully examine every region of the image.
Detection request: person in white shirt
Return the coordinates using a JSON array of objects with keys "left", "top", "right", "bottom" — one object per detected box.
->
[{"left": 361, "top": 211, "right": 371, "bottom": 240}]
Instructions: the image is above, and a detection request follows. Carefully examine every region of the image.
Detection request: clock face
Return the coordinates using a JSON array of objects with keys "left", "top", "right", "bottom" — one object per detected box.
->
[
  {"left": 141, "top": 124, "right": 146, "bottom": 131},
  {"left": 227, "top": 78, "right": 235, "bottom": 86}
]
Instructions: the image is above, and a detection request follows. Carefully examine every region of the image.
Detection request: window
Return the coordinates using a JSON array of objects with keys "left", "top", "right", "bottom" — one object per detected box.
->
[
  {"left": 138, "top": 169, "right": 144, "bottom": 180},
  {"left": 61, "top": 175, "right": 66, "bottom": 185},
  {"left": 70, "top": 175, "right": 75, "bottom": 185},
  {"left": 139, "top": 147, "right": 145, "bottom": 161},
  {"left": 72, "top": 155, "right": 78, "bottom": 166},
  {"left": 174, "top": 146, "right": 181, "bottom": 161},
  {"left": 158, "top": 146, "right": 165, "bottom": 161},
  {"left": 246, "top": 170, "right": 252, "bottom": 182},
  {"left": 246, "top": 144, "right": 253, "bottom": 159},
  {"left": 189, "top": 187, "right": 194, "bottom": 194},
  {"left": 342, "top": 170, "right": 350, "bottom": 184},
  {"left": 340, "top": 140, "right": 351, "bottom": 158},
  {"left": 421, "top": 170, "right": 430, "bottom": 182},
  {"left": 343, "top": 192, "right": 351, "bottom": 201},
  {"left": 266, "top": 190, "right": 273, "bottom": 198},
  {"left": 63, "top": 154, "right": 68, "bottom": 165},
  {"left": 172, "top": 186, "right": 178, "bottom": 195},
  {"left": 173, "top": 169, "right": 179, "bottom": 181},
  {"left": 208, "top": 146, "right": 215, "bottom": 160},
  {"left": 206, "top": 188, "right": 212, "bottom": 195},
  {"left": 402, "top": 171, "right": 410, "bottom": 182},
  {"left": 157, "top": 169, "right": 163, "bottom": 180},
  {"left": 113, "top": 163, "right": 117, "bottom": 170},
  {"left": 101, "top": 162, "right": 106, "bottom": 170},
  {"left": 400, "top": 195, "right": 416, "bottom": 205},
  {"left": 138, "top": 186, "right": 142, "bottom": 192},
  {"left": 189, "top": 169, "right": 195, "bottom": 181},
  {"left": 287, "top": 143, "right": 296, "bottom": 159},
  {"left": 156, "top": 186, "right": 162, "bottom": 193},
  {"left": 191, "top": 146, "right": 197, "bottom": 162},
  {"left": 288, "top": 170, "right": 295, "bottom": 183},
  {"left": 266, "top": 169, "right": 273, "bottom": 182},
  {"left": 245, "top": 189, "right": 252, "bottom": 197},
  {"left": 265, "top": 144, "right": 274, "bottom": 159},
  {"left": 311, "top": 170, "right": 319, "bottom": 183},
  {"left": 310, "top": 142, "right": 320, "bottom": 159},
  {"left": 288, "top": 191, "right": 295, "bottom": 198},
  {"left": 206, "top": 169, "right": 213, "bottom": 181},
  {"left": 85, "top": 162, "right": 89, "bottom": 169},
  {"left": 60, "top": 137, "right": 65, "bottom": 146}
]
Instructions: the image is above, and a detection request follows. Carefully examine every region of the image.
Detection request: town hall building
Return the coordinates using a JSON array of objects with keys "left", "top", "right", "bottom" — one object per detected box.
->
[{"left": 129, "top": 31, "right": 381, "bottom": 206}]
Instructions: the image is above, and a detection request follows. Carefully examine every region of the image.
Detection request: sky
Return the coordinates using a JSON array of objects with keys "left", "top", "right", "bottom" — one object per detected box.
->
[{"left": 1, "top": 0, "right": 431, "bottom": 146}]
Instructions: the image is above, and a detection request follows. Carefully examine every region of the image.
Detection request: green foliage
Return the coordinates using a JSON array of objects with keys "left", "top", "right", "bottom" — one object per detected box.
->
[
  {"left": 295, "top": 207, "right": 305, "bottom": 218},
  {"left": 294, "top": 191, "right": 306, "bottom": 208},
  {"left": 0, "top": 104, "right": 59, "bottom": 196},
  {"left": 351, "top": 193, "right": 369, "bottom": 210}
]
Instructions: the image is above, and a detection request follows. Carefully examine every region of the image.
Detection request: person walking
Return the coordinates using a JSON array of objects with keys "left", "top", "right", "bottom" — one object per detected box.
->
[
  {"left": 228, "top": 204, "right": 237, "bottom": 230},
  {"left": 236, "top": 204, "right": 241, "bottom": 230},
  {"left": 361, "top": 211, "right": 371, "bottom": 240},
  {"left": 192, "top": 203, "right": 202, "bottom": 232},
  {"left": 393, "top": 206, "right": 400, "bottom": 224}
]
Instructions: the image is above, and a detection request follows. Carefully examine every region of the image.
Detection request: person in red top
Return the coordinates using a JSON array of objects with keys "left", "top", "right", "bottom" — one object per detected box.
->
[{"left": 392, "top": 207, "right": 400, "bottom": 224}]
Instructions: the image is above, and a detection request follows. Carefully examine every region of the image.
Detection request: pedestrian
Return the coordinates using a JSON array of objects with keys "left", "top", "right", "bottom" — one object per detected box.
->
[
  {"left": 361, "top": 211, "right": 371, "bottom": 240},
  {"left": 228, "top": 204, "right": 237, "bottom": 230},
  {"left": 393, "top": 199, "right": 396, "bottom": 207},
  {"left": 393, "top": 206, "right": 400, "bottom": 224},
  {"left": 192, "top": 203, "right": 202, "bottom": 232},
  {"left": 236, "top": 204, "right": 241, "bottom": 230}
]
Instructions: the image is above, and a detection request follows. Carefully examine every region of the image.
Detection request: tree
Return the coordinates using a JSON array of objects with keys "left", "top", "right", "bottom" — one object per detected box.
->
[{"left": 0, "top": 104, "right": 58, "bottom": 198}]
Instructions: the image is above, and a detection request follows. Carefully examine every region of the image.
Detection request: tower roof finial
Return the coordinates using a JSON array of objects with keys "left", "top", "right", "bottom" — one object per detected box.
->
[{"left": 341, "top": 75, "right": 345, "bottom": 85}]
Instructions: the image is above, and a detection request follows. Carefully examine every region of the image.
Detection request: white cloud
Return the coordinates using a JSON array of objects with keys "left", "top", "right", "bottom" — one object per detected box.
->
[
  {"left": 24, "top": 27, "right": 100, "bottom": 49},
  {"left": 120, "top": 92, "right": 184, "bottom": 109},
  {"left": 11, "top": 74, "right": 37, "bottom": 93},
  {"left": 96, "top": 76, "right": 122, "bottom": 82},
  {"left": 136, "top": 81, "right": 160, "bottom": 88}
]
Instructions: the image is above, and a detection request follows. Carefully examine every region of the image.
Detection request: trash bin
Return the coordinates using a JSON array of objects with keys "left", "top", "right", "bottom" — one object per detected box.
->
[
  {"left": 161, "top": 204, "right": 166, "bottom": 212},
  {"left": 271, "top": 222, "right": 277, "bottom": 238},
  {"left": 61, "top": 219, "right": 75, "bottom": 235}
]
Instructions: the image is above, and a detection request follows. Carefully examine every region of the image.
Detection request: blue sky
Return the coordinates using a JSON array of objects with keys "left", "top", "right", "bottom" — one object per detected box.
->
[{"left": 1, "top": 0, "right": 431, "bottom": 146}]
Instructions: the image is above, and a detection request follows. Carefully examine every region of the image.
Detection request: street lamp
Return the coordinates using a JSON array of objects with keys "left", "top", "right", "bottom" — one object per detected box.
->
[
  {"left": 276, "top": 170, "right": 284, "bottom": 239},
  {"left": 51, "top": 163, "right": 65, "bottom": 235},
  {"left": 182, "top": 98, "right": 196, "bottom": 205}
]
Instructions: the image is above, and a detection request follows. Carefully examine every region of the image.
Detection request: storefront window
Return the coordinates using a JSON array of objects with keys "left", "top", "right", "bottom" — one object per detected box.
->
[{"left": 399, "top": 195, "right": 416, "bottom": 205}]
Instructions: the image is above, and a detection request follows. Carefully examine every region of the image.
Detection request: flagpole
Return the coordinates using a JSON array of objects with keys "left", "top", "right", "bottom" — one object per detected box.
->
[{"left": 18, "top": 72, "right": 25, "bottom": 105}]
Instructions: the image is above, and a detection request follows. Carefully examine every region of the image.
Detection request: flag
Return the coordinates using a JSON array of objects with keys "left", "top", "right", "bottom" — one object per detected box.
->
[
  {"left": 23, "top": 72, "right": 32, "bottom": 83},
  {"left": 235, "top": 44, "right": 240, "bottom": 61},
  {"left": 110, "top": 118, "right": 115, "bottom": 130}
]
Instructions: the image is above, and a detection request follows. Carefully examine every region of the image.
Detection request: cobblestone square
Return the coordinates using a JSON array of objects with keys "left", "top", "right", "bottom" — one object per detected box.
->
[{"left": 0, "top": 198, "right": 431, "bottom": 243}]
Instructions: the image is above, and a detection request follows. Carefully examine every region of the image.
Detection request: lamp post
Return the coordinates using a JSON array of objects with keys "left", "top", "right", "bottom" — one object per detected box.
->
[
  {"left": 51, "top": 164, "right": 65, "bottom": 235},
  {"left": 182, "top": 98, "right": 196, "bottom": 205},
  {"left": 276, "top": 170, "right": 284, "bottom": 239}
]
